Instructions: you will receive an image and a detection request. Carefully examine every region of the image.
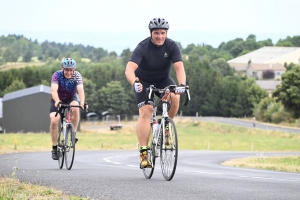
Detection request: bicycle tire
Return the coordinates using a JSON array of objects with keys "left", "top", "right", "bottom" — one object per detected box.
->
[
  {"left": 57, "top": 126, "right": 64, "bottom": 169},
  {"left": 142, "top": 125, "right": 156, "bottom": 179},
  {"left": 160, "top": 118, "right": 178, "bottom": 181},
  {"left": 65, "top": 125, "right": 75, "bottom": 170}
]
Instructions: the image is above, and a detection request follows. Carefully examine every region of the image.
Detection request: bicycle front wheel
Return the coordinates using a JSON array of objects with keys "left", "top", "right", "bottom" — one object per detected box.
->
[
  {"left": 65, "top": 125, "right": 75, "bottom": 170},
  {"left": 57, "top": 127, "right": 64, "bottom": 169},
  {"left": 142, "top": 125, "right": 156, "bottom": 179},
  {"left": 160, "top": 118, "right": 178, "bottom": 181}
]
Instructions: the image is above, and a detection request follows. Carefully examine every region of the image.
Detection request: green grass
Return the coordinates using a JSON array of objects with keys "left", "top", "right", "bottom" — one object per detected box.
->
[
  {"left": 1, "top": 119, "right": 300, "bottom": 154},
  {"left": 223, "top": 156, "right": 300, "bottom": 173},
  {"left": 176, "top": 120, "right": 300, "bottom": 151},
  {"left": 0, "top": 177, "right": 87, "bottom": 200},
  {"left": 0, "top": 61, "right": 46, "bottom": 71}
]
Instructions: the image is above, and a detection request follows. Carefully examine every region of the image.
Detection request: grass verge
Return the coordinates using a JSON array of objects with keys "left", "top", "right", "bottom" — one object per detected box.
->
[
  {"left": 0, "top": 177, "right": 87, "bottom": 200},
  {"left": 222, "top": 156, "right": 300, "bottom": 173}
]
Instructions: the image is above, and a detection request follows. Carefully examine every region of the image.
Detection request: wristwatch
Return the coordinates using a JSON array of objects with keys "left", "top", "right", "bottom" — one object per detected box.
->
[{"left": 180, "top": 82, "right": 186, "bottom": 86}]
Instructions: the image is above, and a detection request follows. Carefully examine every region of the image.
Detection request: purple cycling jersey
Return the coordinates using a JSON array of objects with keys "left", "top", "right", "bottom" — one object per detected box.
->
[{"left": 51, "top": 70, "right": 83, "bottom": 101}]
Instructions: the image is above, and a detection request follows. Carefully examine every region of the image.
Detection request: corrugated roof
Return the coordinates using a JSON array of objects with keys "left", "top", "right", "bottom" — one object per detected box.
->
[
  {"left": 2, "top": 85, "right": 51, "bottom": 102},
  {"left": 228, "top": 46, "right": 300, "bottom": 64},
  {"left": 256, "top": 80, "right": 281, "bottom": 90}
]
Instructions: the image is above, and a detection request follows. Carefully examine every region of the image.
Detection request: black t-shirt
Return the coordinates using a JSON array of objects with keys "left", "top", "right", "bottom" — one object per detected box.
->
[{"left": 130, "top": 37, "right": 182, "bottom": 83}]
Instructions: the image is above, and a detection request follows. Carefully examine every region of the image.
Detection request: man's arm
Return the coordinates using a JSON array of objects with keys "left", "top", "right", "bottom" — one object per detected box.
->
[
  {"left": 125, "top": 61, "right": 138, "bottom": 86},
  {"left": 51, "top": 83, "right": 60, "bottom": 107},
  {"left": 77, "top": 84, "right": 85, "bottom": 108},
  {"left": 173, "top": 61, "right": 186, "bottom": 85}
]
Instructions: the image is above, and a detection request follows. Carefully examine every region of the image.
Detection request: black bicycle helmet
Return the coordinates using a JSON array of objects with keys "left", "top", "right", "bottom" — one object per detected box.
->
[
  {"left": 148, "top": 18, "right": 169, "bottom": 30},
  {"left": 61, "top": 58, "right": 76, "bottom": 69}
]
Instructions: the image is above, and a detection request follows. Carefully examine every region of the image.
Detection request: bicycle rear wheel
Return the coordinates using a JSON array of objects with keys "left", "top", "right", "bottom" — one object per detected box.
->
[
  {"left": 57, "top": 127, "right": 64, "bottom": 169},
  {"left": 160, "top": 118, "right": 178, "bottom": 181},
  {"left": 143, "top": 125, "right": 156, "bottom": 179},
  {"left": 65, "top": 125, "right": 75, "bottom": 170}
]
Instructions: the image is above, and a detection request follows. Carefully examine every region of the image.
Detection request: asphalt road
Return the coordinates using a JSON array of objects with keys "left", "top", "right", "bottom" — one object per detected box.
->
[
  {"left": 1, "top": 150, "right": 300, "bottom": 200},
  {"left": 1, "top": 117, "right": 300, "bottom": 199}
]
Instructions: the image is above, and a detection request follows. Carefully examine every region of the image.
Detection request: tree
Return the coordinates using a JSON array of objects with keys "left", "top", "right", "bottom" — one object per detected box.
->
[
  {"left": 109, "top": 51, "right": 118, "bottom": 58},
  {"left": 120, "top": 48, "right": 132, "bottom": 67},
  {"left": 70, "top": 51, "right": 82, "bottom": 63},
  {"left": 181, "top": 44, "right": 195, "bottom": 54},
  {"left": 258, "top": 39, "right": 273, "bottom": 46},
  {"left": 276, "top": 36, "right": 300, "bottom": 47},
  {"left": 272, "top": 66, "right": 300, "bottom": 126},
  {"left": 262, "top": 69, "right": 275, "bottom": 79},
  {"left": 246, "top": 34, "right": 256, "bottom": 42},
  {"left": 3, "top": 48, "right": 19, "bottom": 62},
  {"left": 219, "top": 76, "right": 240, "bottom": 117},
  {"left": 81, "top": 77, "right": 97, "bottom": 112},
  {"left": 229, "top": 46, "right": 243, "bottom": 57},
  {"left": 210, "top": 58, "right": 234, "bottom": 76},
  {"left": 4, "top": 79, "right": 26, "bottom": 94},
  {"left": 23, "top": 50, "right": 33, "bottom": 62},
  {"left": 96, "top": 81, "right": 130, "bottom": 114},
  {"left": 93, "top": 47, "right": 108, "bottom": 62},
  {"left": 234, "top": 78, "right": 268, "bottom": 117}
]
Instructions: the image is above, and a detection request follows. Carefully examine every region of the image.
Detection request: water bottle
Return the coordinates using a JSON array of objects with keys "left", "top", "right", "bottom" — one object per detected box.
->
[{"left": 156, "top": 121, "right": 161, "bottom": 148}]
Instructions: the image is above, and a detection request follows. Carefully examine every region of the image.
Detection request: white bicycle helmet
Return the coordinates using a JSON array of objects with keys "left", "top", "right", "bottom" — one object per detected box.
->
[
  {"left": 148, "top": 18, "right": 169, "bottom": 30},
  {"left": 61, "top": 58, "right": 76, "bottom": 69}
]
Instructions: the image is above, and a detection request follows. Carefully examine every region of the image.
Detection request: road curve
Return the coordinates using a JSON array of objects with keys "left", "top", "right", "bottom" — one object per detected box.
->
[
  {"left": 1, "top": 150, "right": 300, "bottom": 200},
  {"left": 191, "top": 116, "right": 300, "bottom": 134}
]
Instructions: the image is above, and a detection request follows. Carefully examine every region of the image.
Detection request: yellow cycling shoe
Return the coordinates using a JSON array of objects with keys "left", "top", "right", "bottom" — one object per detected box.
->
[{"left": 140, "top": 151, "right": 152, "bottom": 169}]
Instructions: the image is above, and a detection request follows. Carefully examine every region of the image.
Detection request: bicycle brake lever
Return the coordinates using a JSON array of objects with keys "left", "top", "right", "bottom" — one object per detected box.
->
[
  {"left": 187, "top": 89, "right": 191, "bottom": 101},
  {"left": 148, "top": 86, "right": 153, "bottom": 99}
]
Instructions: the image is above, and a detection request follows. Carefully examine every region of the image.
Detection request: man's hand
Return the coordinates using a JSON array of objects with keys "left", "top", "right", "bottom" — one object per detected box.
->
[
  {"left": 54, "top": 100, "right": 61, "bottom": 107},
  {"left": 175, "top": 87, "right": 185, "bottom": 94},
  {"left": 175, "top": 82, "right": 186, "bottom": 94},
  {"left": 134, "top": 77, "right": 143, "bottom": 93}
]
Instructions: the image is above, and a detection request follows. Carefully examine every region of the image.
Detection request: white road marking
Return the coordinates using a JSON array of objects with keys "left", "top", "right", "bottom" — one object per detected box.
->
[
  {"left": 104, "top": 156, "right": 300, "bottom": 182},
  {"left": 185, "top": 170, "right": 300, "bottom": 182}
]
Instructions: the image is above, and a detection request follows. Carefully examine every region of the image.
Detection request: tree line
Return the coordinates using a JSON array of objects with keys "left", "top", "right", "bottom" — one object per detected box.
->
[{"left": 0, "top": 34, "right": 300, "bottom": 124}]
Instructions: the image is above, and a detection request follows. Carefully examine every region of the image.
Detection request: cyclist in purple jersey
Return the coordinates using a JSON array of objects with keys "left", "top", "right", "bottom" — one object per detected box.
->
[
  {"left": 51, "top": 70, "right": 83, "bottom": 101},
  {"left": 125, "top": 18, "right": 187, "bottom": 168},
  {"left": 49, "top": 58, "right": 86, "bottom": 160}
]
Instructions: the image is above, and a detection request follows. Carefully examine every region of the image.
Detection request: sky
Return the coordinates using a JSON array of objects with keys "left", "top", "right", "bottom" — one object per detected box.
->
[{"left": 0, "top": 0, "right": 299, "bottom": 54}]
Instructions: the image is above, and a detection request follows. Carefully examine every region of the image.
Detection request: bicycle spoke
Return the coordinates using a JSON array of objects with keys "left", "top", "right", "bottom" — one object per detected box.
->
[
  {"left": 57, "top": 128, "right": 64, "bottom": 169},
  {"left": 160, "top": 118, "right": 178, "bottom": 181},
  {"left": 65, "top": 126, "right": 75, "bottom": 170},
  {"left": 142, "top": 125, "right": 156, "bottom": 179}
]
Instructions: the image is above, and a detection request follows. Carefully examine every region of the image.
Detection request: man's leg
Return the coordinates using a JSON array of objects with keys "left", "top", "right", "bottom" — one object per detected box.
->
[
  {"left": 137, "top": 105, "right": 153, "bottom": 168},
  {"left": 50, "top": 112, "right": 60, "bottom": 160},
  {"left": 70, "top": 100, "right": 80, "bottom": 132},
  {"left": 136, "top": 105, "right": 152, "bottom": 146},
  {"left": 168, "top": 93, "right": 180, "bottom": 119},
  {"left": 50, "top": 113, "right": 60, "bottom": 145}
]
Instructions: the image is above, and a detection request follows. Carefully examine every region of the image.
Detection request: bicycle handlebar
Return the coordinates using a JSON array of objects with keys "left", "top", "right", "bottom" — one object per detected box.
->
[
  {"left": 55, "top": 102, "right": 89, "bottom": 117},
  {"left": 145, "top": 85, "right": 191, "bottom": 106}
]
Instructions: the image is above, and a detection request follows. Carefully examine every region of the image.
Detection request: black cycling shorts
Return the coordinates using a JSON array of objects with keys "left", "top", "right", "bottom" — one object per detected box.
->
[
  {"left": 50, "top": 96, "right": 79, "bottom": 113},
  {"left": 134, "top": 76, "right": 176, "bottom": 109}
]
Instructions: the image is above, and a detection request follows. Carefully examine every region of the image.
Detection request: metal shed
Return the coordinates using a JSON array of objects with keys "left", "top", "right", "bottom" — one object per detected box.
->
[{"left": 2, "top": 85, "right": 51, "bottom": 133}]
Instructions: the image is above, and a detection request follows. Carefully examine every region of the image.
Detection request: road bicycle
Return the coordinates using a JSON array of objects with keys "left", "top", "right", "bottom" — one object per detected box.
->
[
  {"left": 143, "top": 84, "right": 190, "bottom": 181},
  {"left": 55, "top": 102, "right": 88, "bottom": 170}
]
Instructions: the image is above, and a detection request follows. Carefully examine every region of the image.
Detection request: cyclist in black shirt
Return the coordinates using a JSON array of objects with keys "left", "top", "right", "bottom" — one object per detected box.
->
[{"left": 125, "top": 18, "right": 186, "bottom": 168}]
